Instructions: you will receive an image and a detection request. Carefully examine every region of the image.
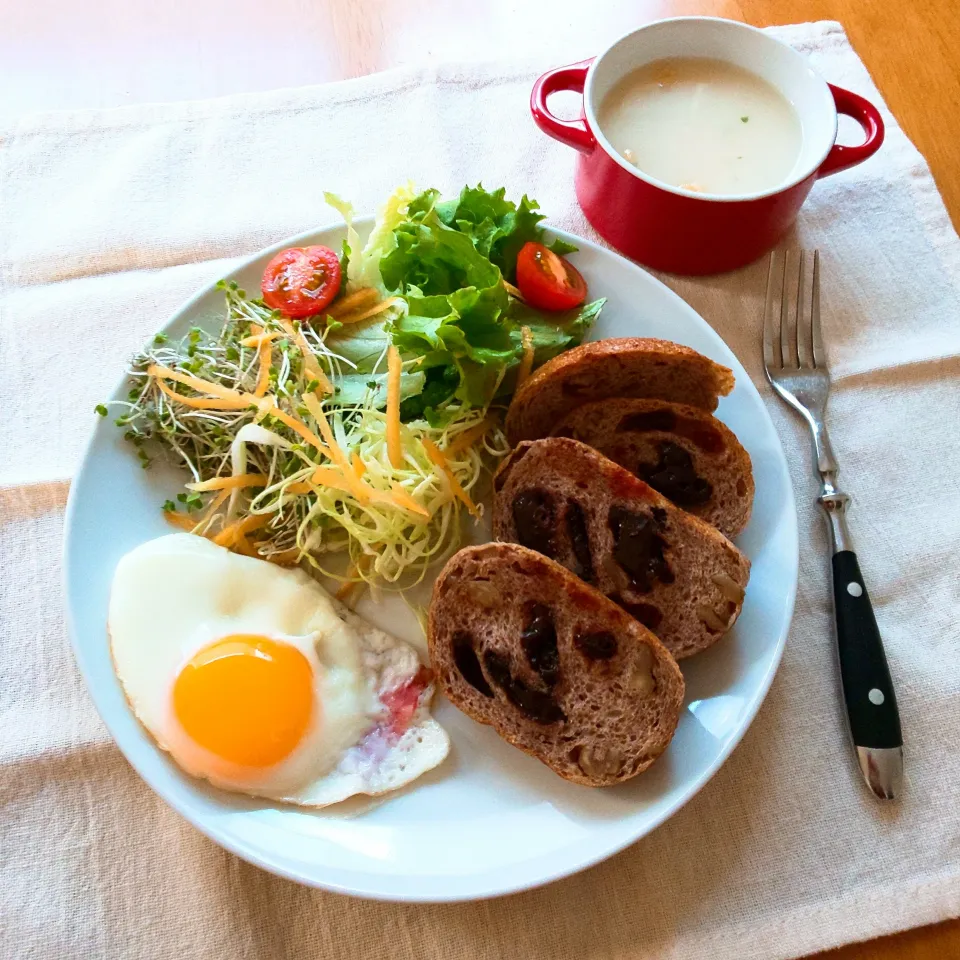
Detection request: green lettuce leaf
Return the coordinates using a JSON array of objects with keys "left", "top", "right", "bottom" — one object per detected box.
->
[
  {"left": 398, "top": 365, "right": 459, "bottom": 421},
  {"left": 380, "top": 207, "right": 502, "bottom": 296},
  {"left": 494, "top": 298, "right": 605, "bottom": 397},
  {"left": 325, "top": 184, "right": 418, "bottom": 293},
  {"left": 324, "top": 318, "right": 391, "bottom": 370},
  {"left": 328, "top": 183, "right": 601, "bottom": 416},
  {"left": 547, "top": 236, "right": 579, "bottom": 256},
  {"left": 432, "top": 184, "right": 581, "bottom": 281},
  {"left": 332, "top": 370, "right": 425, "bottom": 406},
  {"left": 433, "top": 186, "right": 547, "bottom": 282},
  {"left": 391, "top": 284, "right": 514, "bottom": 407},
  {"left": 375, "top": 196, "right": 516, "bottom": 408}
]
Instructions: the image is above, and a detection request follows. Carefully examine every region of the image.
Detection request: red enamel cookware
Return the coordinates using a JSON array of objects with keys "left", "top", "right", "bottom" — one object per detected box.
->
[{"left": 532, "top": 18, "right": 884, "bottom": 274}]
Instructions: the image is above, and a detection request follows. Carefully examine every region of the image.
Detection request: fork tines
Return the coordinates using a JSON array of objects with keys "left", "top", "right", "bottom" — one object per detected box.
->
[{"left": 764, "top": 250, "right": 825, "bottom": 372}]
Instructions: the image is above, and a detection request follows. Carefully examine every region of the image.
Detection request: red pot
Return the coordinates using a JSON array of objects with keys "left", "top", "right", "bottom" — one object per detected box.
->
[{"left": 531, "top": 18, "right": 884, "bottom": 275}]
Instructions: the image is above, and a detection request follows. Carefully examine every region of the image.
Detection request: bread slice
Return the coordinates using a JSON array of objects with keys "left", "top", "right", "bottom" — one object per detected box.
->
[
  {"left": 505, "top": 337, "right": 735, "bottom": 445},
  {"left": 429, "top": 543, "right": 685, "bottom": 786},
  {"left": 492, "top": 438, "right": 750, "bottom": 659},
  {"left": 551, "top": 398, "right": 754, "bottom": 539}
]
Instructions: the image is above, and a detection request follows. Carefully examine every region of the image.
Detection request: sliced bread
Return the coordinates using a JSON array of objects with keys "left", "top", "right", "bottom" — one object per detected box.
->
[
  {"left": 551, "top": 398, "right": 754, "bottom": 539},
  {"left": 429, "top": 542, "right": 685, "bottom": 786},
  {"left": 505, "top": 337, "right": 735, "bottom": 445},
  {"left": 492, "top": 438, "right": 750, "bottom": 659}
]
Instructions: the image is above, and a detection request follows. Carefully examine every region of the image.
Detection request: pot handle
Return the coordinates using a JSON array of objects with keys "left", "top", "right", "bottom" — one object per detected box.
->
[
  {"left": 818, "top": 84, "right": 885, "bottom": 178},
  {"left": 530, "top": 59, "right": 597, "bottom": 154}
]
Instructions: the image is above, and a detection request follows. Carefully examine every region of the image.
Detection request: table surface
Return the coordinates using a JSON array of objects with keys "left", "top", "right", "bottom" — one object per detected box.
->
[{"left": 3, "top": 0, "right": 957, "bottom": 957}]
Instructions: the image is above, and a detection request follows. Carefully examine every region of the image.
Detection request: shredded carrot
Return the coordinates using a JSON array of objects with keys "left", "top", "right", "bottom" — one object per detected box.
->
[
  {"left": 335, "top": 579, "right": 367, "bottom": 607},
  {"left": 327, "top": 288, "right": 379, "bottom": 318},
  {"left": 185, "top": 474, "right": 268, "bottom": 492},
  {"left": 335, "top": 296, "right": 400, "bottom": 326},
  {"left": 255, "top": 345, "right": 272, "bottom": 397},
  {"left": 335, "top": 582, "right": 357, "bottom": 602},
  {"left": 289, "top": 467, "right": 429, "bottom": 516},
  {"left": 275, "top": 317, "right": 333, "bottom": 395},
  {"left": 163, "top": 488, "right": 230, "bottom": 534},
  {"left": 302, "top": 393, "right": 371, "bottom": 502},
  {"left": 154, "top": 377, "right": 252, "bottom": 411},
  {"left": 334, "top": 560, "right": 360, "bottom": 601},
  {"left": 386, "top": 346, "right": 403, "bottom": 469},
  {"left": 163, "top": 510, "right": 198, "bottom": 531},
  {"left": 515, "top": 326, "right": 534, "bottom": 389},
  {"left": 503, "top": 280, "right": 525, "bottom": 301},
  {"left": 335, "top": 559, "right": 370, "bottom": 606},
  {"left": 255, "top": 334, "right": 273, "bottom": 398},
  {"left": 266, "top": 547, "right": 302, "bottom": 566},
  {"left": 351, "top": 451, "right": 367, "bottom": 479},
  {"left": 339, "top": 584, "right": 367, "bottom": 607},
  {"left": 261, "top": 404, "right": 332, "bottom": 460},
  {"left": 301, "top": 474, "right": 428, "bottom": 518},
  {"left": 213, "top": 513, "right": 269, "bottom": 547},
  {"left": 234, "top": 534, "right": 259, "bottom": 558},
  {"left": 421, "top": 438, "right": 480, "bottom": 518},
  {"left": 303, "top": 467, "right": 427, "bottom": 517},
  {"left": 239, "top": 330, "right": 279, "bottom": 348},
  {"left": 384, "top": 483, "right": 431, "bottom": 518},
  {"left": 446, "top": 417, "right": 493, "bottom": 456},
  {"left": 301, "top": 394, "right": 347, "bottom": 466},
  {"left": 199, "top": 489, "right": 231, "bottom": 524},
  {"left": 309, "top": 467, "right": 368, "bottom": 501},
  {"left": 147, "top": 364, "right": 250, "bottom": 404}
]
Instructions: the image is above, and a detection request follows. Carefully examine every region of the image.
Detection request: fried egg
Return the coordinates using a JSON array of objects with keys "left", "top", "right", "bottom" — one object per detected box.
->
[{"left": 108, "top": 533, "right": 449, "bottom": 806}]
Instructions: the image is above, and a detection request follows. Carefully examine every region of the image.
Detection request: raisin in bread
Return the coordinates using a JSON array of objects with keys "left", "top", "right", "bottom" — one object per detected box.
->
[
  {"left": 492, "top": 438, "right": 750, "bottom": 659},
  {"left": 429, "top": 543, "right": 685, "bottom": 786},
  {"left": 551, "top": 398, "right": 754, "bottom": 539},
  {"left": 505, "top": 337, "right": 735, "bottom": 445}
]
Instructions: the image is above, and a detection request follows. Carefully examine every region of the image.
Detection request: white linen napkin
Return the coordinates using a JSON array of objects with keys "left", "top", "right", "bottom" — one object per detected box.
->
[{"left": 2, "top": 20, "right": 958, "bottom": 960}]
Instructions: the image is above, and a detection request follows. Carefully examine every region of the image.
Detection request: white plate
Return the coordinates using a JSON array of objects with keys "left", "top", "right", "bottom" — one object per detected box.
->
[{"left": 64, "top": 218, "right": 798, "bottom": 902}]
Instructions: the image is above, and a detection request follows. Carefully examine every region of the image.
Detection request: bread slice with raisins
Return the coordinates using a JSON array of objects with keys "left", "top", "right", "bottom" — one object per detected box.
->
[
  {"left": 551, "top": 398, "right": 754, "bottom": 539},
  {"left": 492, "top": 438, "right": 750, "bottom": 659},
  {"left": 429, "top": 543, "right": 685, "bottom": 786},
  {"left": 505, "top": 338, "right": 735, "bottom": 445}
]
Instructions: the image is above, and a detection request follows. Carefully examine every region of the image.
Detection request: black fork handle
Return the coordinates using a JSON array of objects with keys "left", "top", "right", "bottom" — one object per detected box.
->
[
  {"left": 832, "top": 550, "right": 902, "bottom": 750},
  {"left": 820, "top": 492, "right": 904, "bottom": 801}
]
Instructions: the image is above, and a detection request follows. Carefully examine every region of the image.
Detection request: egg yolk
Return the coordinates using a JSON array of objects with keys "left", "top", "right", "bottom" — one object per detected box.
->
[{"left": 172, "top": 635, "right": 315, "bottom": 768}]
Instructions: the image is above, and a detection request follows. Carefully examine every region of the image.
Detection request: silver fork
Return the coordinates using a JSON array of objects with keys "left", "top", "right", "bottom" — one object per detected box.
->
[{"left": 764, "top": 250, "right": 903, "bottom": 801}]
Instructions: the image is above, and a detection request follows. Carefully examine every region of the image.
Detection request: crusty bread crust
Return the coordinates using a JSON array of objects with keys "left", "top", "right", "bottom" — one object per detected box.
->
[
  {"left": 492, "top": 438, "right": 750, "bottom": 659},
  {"left": 429, "top": 543, "right": 685, "bottom": 786},
  {"left": 505, "top": 338, "right": 735, "bottom": 445},
  {"left": 551, "top": 398, "right": 754, "bottom": 539}
]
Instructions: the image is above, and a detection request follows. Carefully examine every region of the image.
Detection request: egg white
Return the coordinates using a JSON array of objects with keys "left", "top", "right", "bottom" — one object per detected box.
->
[{"left": 108, "top": 534, "right": 448, "bottom": 805}]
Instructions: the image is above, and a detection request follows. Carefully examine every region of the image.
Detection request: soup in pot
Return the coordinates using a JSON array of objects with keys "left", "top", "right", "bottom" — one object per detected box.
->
[{"left": 597, "top": 57, "right": 803, "bottom": 196}]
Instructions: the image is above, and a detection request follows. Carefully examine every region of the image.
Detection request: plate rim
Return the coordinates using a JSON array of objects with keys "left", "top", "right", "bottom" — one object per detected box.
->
[{"left": 63, "top": 216, "right": 798, "bottom": 902}]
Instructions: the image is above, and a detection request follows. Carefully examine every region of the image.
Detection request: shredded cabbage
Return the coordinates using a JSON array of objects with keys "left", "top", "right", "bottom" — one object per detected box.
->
[{"left": 249, "top": 402, "right": 507, "bottom": 586}]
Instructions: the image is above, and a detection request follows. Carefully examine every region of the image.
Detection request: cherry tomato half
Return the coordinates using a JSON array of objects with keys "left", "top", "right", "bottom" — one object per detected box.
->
[
  {"left": 515, "top": 241, "right": 587, "bottom": 312},
  {"left": 261, "top": 245, "right": 342, "bottom": 318}
]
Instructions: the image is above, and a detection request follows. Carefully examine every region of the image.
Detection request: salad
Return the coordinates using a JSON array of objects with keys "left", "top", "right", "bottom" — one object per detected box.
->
[{"left": 100, "top": 184, "right": 604, "bottom": 598}]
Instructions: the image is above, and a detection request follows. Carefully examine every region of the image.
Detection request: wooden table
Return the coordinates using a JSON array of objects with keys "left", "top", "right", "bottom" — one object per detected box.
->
[{"left": 1, "top": 1, "right": 956, "bottom": 956}]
